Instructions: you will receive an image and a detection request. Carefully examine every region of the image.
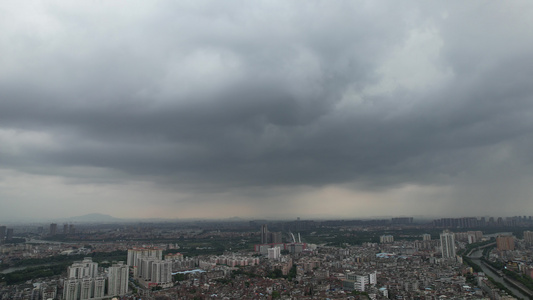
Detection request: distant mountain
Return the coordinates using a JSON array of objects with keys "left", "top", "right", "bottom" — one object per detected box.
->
[{"left": 65, "top": 213, "right": 122, "bottom": 223}]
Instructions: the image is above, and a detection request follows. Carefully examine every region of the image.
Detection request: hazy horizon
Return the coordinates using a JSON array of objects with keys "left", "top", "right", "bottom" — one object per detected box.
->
[
  {"left": 2, "top": 1, "right": 533, "bottom": 221},
  {"left": 0, "top": 212, "right": 527, "bottom": 225}
]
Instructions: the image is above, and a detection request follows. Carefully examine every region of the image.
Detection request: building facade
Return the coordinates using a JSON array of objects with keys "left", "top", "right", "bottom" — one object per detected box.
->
[
  {"left": 440, "top": 230, "right": 456, "bottom": 259},
  {"left": 108, "top": 262, "right": 129, "bottom": 296},
  {"left": 496, "top": 235, "right": 515, "bottom": 251},
  {"left": 63, "top": 258, "right": 105, "bottom": 300}
]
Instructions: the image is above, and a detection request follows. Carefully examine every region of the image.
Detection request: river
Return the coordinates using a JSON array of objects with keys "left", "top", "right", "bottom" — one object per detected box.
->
[
  {"left": 470, "top": 250, "right": 530, "bottom": 299},
  {"left": 0, "top": 263, "right": 57, "bottom": 274}
]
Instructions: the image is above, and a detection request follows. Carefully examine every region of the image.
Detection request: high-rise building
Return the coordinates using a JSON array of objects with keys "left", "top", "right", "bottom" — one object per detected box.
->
[
  {"left": 127, "top": 247, "right": 163, "bottom": 277},
  {"left": 269, "top": 232, "right": 282, "bottom": 244},
  {"left": 92, "top": 276, "right": 106, "bottom": 298},
  {"left": 267, "top": 247, "right": 281, "bottom": 260},
  {"left": 150, "top": 260, "right": 172, "bottom": 284},
  {"left": 127, "top": 248, "right": 163, "bottom": 267},
  {"left": 440, "top": 230, "right": 456, "bottom": 259},
  {"left": 63, "top": 258, "right": 105, "bottom": 300},
  {"left": 260, "top": 225, "right": 269, "bottom": 244},
  {"left": 0, "top": 226, "right": 6, "bottom": 242},
  {"left": 108, "top": 262, "right": 129, "bottom": 296},
  {"left": 63, "top": 224, "right": 69, "bottom": 234},
  {"left": 380, "top": 235, "right": 394, "bottom": 243},
  {"left": 63, "top": 278, "right": 80, "bottom": 300},
  {"left": 136, "top": 257, "right": 172, "bottom": 284},
  {"left": 422, "top": 234, "right": 431, "bottom": 241},
  {"left": 138, "top": 257, "right": 157, "bottom": 281},
  {"left": 496, "top": 235, "right": 515, "bottom": 251},
  {"left": 68, "top": 258, "right": 98, "bottom": 279},
  {"left": 524, "top": 231, "right": 533, "bottom": 246},
  {"left": 79, "top": 277, "right": 93, "bottom": 300},
  {"left": 50, "top": 223, "right": 57, "bottom": 236},
  {"left": 6, "top": 228, "right": 13, "bottom": 241},
  {"left": 468, "top": 231, "right": 483, "bottom": 243}
]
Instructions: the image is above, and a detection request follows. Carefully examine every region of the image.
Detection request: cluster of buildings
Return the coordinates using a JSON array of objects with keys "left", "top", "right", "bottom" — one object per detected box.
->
[
  {"left": 63, "top": 258, "right": 128, "bottom": 300},
  {"left": 55, "top": 228, "right": 533, "bottom": 299},
  {"left": 432, "top": 216, "right": 533, "bottom": 228},
  {"left": 62, "top": 247, "right": 176, "bottom": 299},
  {"left": 127, "top": 247, "right": 173, "bottom": 288},
  {"left": 0, "top": 280, "right": 60, "bottom": 300},
  {"left": 260, "top": 224, "right": 282, "bottom": 244},
  {"left": 6, "top": 218, "right": 533, "bottom": 299},
  {"left": 46, "top": 223, "right": 76, "bottom": 237},
  {"left": 145, "top": 232, "right": 483, "bottom": 299},
  {"left": 198, "top": 254, "right": 260, "bottom": 269},
  {"left": 254, "top": 226, "right": 310, "bottom": 257},
  {"left": 0, "top": 226, "right": 14, "bottom": 244},
  {"left": 379, "top": 235, "right": 394, "bottom": 244}
]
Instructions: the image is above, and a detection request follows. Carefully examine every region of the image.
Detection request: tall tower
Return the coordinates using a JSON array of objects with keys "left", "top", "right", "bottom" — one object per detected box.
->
[
  {"left": 260, "top": 224, "right": 269, "bottom": 244},
  {"left": 524, "top": 231, "right": 533, "bottom": 246},
  {"left": 108, "top": 262, "right": 129, "bottom": 296},
  {"left": 50, "top": 223, "right": 57, "bottom": 236},
  {"left": 0, "top": 226, "right": 6, "bottom": 242},
  {"left": 440, "top": 230, "right": 456, "bottom": 259},
  {"left": 6, "top": 228, "right": 13, "bottom": 241},
  {"left": 270, "top": 232, "right": 282, "bottom": 244}
]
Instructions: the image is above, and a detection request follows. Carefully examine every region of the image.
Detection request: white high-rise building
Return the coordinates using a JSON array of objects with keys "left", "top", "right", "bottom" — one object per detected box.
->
[
  {"left": 151, "top": 260, "right": 172, "bottom": 284},
  {"left": 63, "top": 276, "right": 105, "bottom": 300},
  {"left": 440, "top": 230, "right": 456, "bottom": 259},
  {"left": 92, "top": 277, "right": 105, "bottom": 299},
  {"left": 63, "top": 279, "right": 80, "bottom": 300},
  {"left": 136, "top": 257, "right": 172, "bottom": 283},
  {"left": 127, "top": 248, "right": 163, "bottom": 277},
  {"left": 267, "top": 247, "right": 281, "bottom": 260},
  {"left": 368, "top": 271, "right": 377, "bottom": 285},
  {"left": 127, "top": 248, "right": 163, "bottom": 266},
  {"left": 524, "top": 231, "right": 533, "bottom": 246},
  {"left": 68, "top": 258, "right": 98, "bottom": 279},
  {"left": 63, "top": 258, "right": 105, "bottom": 300},
  {"left": 138, "top": 257, "right": 155, "bottom": 281},
  {"left": 79, "top": 277, "right": 93, "bottom": 300},
  {"left": 108, "top": 262, "right": 129, "bottom": 296}
]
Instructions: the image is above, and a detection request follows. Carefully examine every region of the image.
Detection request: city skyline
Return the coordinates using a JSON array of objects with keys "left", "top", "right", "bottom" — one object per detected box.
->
[{"left": 2, "top": 1, "right": 533, "bottom": 221}]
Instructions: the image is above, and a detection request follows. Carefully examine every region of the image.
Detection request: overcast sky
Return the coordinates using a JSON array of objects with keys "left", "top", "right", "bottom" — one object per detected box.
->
[{"left": 1, "top": 1, "right": 533, "bottom": 221}]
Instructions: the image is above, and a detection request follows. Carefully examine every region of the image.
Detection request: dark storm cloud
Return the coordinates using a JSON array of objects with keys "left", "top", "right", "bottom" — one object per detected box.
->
[{"left": 2, "top": 1, "right": 533, "bottom": 194}]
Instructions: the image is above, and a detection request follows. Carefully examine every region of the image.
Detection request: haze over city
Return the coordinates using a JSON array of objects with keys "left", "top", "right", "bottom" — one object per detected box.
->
[{"left": 1, "top": 1, "right": 533, "bottom": 221}]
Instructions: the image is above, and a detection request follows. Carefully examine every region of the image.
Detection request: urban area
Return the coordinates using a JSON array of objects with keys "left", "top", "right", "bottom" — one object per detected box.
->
[{"left": 2, "top": 216, "right": 533, "bottom": 300}]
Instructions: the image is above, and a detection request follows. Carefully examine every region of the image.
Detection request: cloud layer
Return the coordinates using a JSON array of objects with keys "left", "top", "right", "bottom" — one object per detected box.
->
[{"left": 2, "top": 1, "right": 533, "bottom": 220}]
